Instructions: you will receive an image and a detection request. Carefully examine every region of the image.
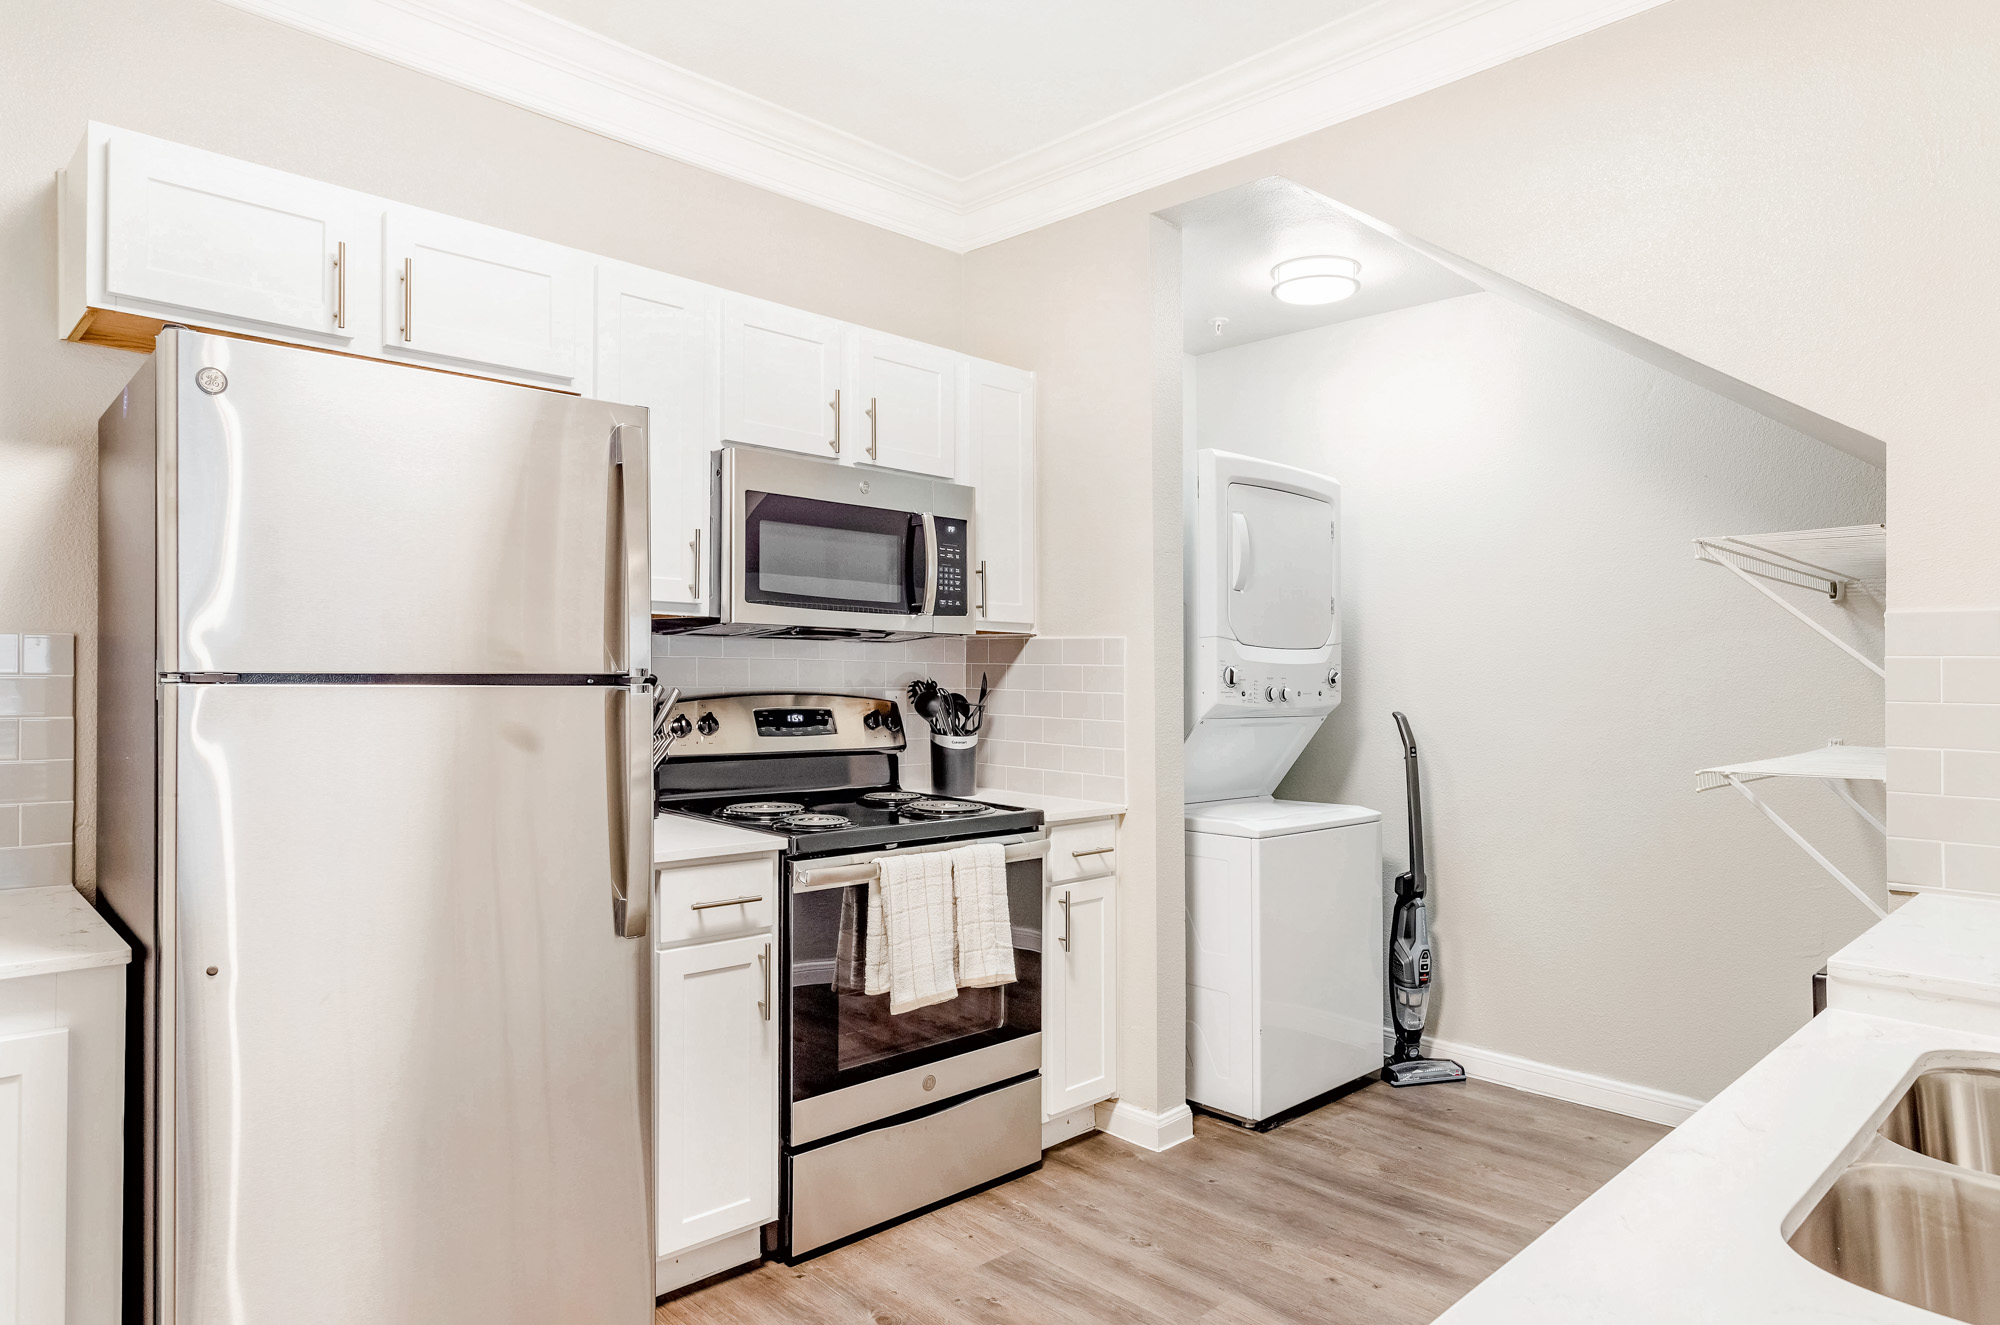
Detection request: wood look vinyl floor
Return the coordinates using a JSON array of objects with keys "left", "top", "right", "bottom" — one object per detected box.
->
[{"left": 657, "top": 1080, "right": 1666, "bottom": 1324}]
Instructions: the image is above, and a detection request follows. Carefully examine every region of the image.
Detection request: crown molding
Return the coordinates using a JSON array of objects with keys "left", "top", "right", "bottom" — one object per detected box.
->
[{"left": 217, "top": 0, "right": 1671, "bottom": 252}]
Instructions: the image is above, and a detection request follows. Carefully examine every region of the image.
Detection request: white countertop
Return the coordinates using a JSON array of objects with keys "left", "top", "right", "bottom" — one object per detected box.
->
[
  {"left": 1439, "top": 1008, "right": 2000, "bottom": 1323},
  {"left": 973, "top": 787, "right": 1125, "bottom": 825},
  {"left": 653, "top": 813, "right": 784, "bottom": 866},
  {"left": 1442, "top": 891, "right": 2000, "bottom": 1324},
  {"left": 0, "top": 886, "right": 131, "bottom": 979}
]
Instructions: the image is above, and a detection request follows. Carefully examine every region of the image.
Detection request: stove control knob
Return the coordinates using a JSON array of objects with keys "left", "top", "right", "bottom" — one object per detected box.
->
[
  {"left": 887, "top": 708, "right": 902, "bottom": 731},
  {"left": 696, "top": 712, "right": 719, "bottom": 737},
  {"left": 863, "top": 710, "right": 883, "bottom": 730},
  {"left": 669, "top": 714, "right": 692, "bottom": 739},
  {"left": 1222, "top": 665, "right": 1238, "bottom": 687}
]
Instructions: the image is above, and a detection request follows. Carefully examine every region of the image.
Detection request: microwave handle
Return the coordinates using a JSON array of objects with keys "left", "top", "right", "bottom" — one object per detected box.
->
[{"left": 919, "top": 513, "right": 939, "bottom": 618}]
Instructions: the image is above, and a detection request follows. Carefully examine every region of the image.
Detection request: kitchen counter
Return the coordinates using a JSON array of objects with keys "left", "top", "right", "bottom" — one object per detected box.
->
[
  {"left": 1439, "top": 892, "right": 2000, "bottom": 1324},
  {"left": 653, "top": 812, "right": 784, "bottom": 866},
  {"left": 974, "top": 787, "right": 1125, "bottom": 825},
  {"left": 0, "top": 885, "right": 130, "bottom": 979}
]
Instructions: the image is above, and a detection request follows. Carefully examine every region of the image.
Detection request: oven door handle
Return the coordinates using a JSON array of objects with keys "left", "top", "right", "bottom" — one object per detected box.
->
[{"left": 792, "top": 837, "right": 1050, "bottom": 893}]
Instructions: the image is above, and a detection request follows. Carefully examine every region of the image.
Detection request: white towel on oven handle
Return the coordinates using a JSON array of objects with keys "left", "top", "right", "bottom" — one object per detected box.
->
[
  {"left": 948, "top": 841, "right": 1016, "bottom": 989},
  {"left": 871, "top": 850, "right": 959, "bottom": 1014}
]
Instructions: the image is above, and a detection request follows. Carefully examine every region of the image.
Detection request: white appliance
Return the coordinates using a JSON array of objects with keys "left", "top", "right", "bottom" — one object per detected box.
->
[{"left": 1184, "top": 449, "right": 1384, "bottom": 1124}]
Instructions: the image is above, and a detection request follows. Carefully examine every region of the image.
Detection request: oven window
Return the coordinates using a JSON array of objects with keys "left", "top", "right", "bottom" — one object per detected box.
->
[
  {"left": 744, "top": 492, "right": 922, "bottom": 614},
  {"left": 789, "top": 856, "right": 1042, "bottom": 1103}
]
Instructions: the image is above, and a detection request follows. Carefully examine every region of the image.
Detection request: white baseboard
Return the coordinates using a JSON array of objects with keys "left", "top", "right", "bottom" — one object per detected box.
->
[
  {"left": 1094, "top": 1098, "right": 1195, "bottom": 1152},
  {"left": 1042, "top": 1102, "right": 1099, "bottom": 1150},
  {"left": 1424, "top": 1036, "right": 1703, "bottom": 1127}
]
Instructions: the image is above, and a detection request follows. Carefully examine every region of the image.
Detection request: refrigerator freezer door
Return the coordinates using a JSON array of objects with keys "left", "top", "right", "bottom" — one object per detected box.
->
[
  {"left": 165, "top": 329, "right": 647, "bottom": 676},
  {"left": 170, "top": 683, "right": 652, "bottom": 1325}
]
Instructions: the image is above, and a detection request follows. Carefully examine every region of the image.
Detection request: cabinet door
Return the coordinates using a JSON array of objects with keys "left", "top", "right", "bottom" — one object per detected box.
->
[
  {"left": 852, "top": 332, "right": 958, "bottom": 477},
  {"left": 656, "top": 936, "right": 778, "bottom": 1257},
  {"left": 961, "top": 359, "right": 1037, "bottom": 632},
  {"left": 1044, "top": 876, "right": 1116, "bottom": 1119},
  {"left": 105, "top": 134, "right": 364, "bottom": 342},
  {"left": 0, "top": 1028, "right": 69, "bottom": 1325},
  {"left": 596, "top": 263, "right": 721, "bottom": 611},
  {"left": 720, "top": 296, "right": 845, "bottom": 458},
  {"left": 383, "top": 207, "right": 586, "bottom": 384}
]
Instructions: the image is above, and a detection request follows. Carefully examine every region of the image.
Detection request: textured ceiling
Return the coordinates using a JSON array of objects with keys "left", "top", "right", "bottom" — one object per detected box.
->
[{"left": 525, "top": 0, "right": 1383, "bottom": 176}]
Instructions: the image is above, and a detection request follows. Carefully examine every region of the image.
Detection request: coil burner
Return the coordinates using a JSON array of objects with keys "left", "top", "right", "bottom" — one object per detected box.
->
[
  {"left": 902, "top": 798, "right": 986, "bottom": 818},
  {"left": 721, "top": 801, "right": 804, "bottom": 819},
  {"left": 859, "top": 789, "right": 926, "bottom": 805},
  {"left": 779, "top": 812, "right": 852, "bottom": 831}
]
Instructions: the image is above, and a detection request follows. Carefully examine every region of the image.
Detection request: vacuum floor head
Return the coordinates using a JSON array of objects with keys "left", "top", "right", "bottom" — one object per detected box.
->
[{"left": 1383, "top": 1057, "right": 1466, "bottom": 1088}]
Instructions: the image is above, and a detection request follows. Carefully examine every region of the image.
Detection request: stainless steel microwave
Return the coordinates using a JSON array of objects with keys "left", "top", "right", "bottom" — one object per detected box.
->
[{"left": 704, "top": 445, "right": 976, "bottom": 639}]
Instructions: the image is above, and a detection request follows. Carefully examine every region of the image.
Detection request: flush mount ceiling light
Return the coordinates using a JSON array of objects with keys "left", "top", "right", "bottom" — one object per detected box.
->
[{"left": 1271, "top": 255, "right": 1361, "bottom": 305}]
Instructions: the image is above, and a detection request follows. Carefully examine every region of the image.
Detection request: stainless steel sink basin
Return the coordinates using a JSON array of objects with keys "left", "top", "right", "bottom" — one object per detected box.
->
[
  {"left": 1881, "top": 1069, "right": 2000, "bottom": 1175},
  {"left": 1789, "top": 1158, "right": 2000, "bottom": 1325}
]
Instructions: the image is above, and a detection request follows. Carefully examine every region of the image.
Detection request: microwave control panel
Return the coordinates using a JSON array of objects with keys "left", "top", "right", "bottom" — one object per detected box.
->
[{"left": 933, "top": 517, "right": 969, "bottom": 617}]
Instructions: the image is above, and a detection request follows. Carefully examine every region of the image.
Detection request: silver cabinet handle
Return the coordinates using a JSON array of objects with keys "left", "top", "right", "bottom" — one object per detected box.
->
[
  {"left": 400, "top": 256, "right": 412, "bottom": 342},
  {"left": 1059, "top": 891, "right": 1071, "bottom": 952},
  {"left": 977, "top": 560, "right": 988, "bottom": 614},
  {"left": 332, "top": 241, "right": 346, "bottom": 330},
  {"left": 690, "top": 894, "right": 762, "bottom": 911},
  {"left": 690, "top": 527, "right": 702, "bottom": 598},
  {"left": 829, "top": 388, "right": 841, "bottom": 454},
  {"left": 1070, "top": 846, "right": 1114, "bottom": 859},
  {"left": 758, "top": 942, "right": 772, "bottom": 1021},
  {"left": 866, "top": 396, "right": 879, "bottom": 460}
]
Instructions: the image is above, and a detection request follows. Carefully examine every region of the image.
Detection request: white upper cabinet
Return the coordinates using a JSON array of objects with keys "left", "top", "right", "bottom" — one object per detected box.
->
[
  {"left": 596, "top": 263, "right": 721, "bottom": 612},
  {"left": 850, "top": 331, "right": 958, "bottom": 478},
  {"left": 382, "top": 207, "right": 588, "bottom": 386},
  {"left": 720, "top": 295, "right": 845, "bottom": 459},
  {"left": 960, "top": 358, "right": 1038, "bottom": 632},
  {"left": 99, "top": 130, "right": 368, "bottom": 344}
]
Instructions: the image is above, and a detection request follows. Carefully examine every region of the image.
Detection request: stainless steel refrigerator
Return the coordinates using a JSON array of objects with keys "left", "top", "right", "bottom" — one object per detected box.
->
[{"left": 96, "top": 329, "right": 657, "bottom": 1325}]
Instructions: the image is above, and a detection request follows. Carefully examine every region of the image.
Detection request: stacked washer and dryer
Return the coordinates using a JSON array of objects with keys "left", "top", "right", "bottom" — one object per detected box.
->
[{"left": 1184, "top": 450, "right": 1386, "bottom": 1127}]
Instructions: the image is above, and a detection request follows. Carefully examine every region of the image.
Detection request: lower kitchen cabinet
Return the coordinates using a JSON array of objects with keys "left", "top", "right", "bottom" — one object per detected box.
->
[
  {"left": 654, "top": 931, "right": 779, "bottom": 1284},
  {"left": 1043, "top": 862, "right": 1117, "bottom": 1126}
]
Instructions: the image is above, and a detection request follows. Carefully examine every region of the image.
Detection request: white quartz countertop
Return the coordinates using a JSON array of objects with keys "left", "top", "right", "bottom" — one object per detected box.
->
[
  {"left": 0, "top": 885, "right": 131, "bottom": 979},
  {"left": 1440, "top": 895, "right": 2000, "bottom": 1324},
  {"left": 973, "top": 787, "right": 1125, "bottom": 824},
  {"left": 653, "top": 813, "right": 785, "bottom": 866}
]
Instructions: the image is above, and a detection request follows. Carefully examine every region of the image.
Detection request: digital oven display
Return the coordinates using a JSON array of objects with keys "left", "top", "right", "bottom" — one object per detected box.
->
[{"left": 754, "top": 708, "right": 836, "bottom": 737}]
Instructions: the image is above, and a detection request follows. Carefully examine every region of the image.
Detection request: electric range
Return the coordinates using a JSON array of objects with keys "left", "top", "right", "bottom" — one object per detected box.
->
[{"left": 654, "top": 692, "right": 1046, "bottom": 1261}]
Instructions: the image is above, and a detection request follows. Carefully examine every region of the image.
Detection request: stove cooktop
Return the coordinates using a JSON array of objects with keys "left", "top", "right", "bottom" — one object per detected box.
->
[{"left": 661, "top": 787, "right": 1043, "bottom": 855}]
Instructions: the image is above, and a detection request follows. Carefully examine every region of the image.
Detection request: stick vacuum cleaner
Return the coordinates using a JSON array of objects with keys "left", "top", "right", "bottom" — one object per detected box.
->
[{"left": 1384, "top": 712, "right": 1466, "bottom": 1088}]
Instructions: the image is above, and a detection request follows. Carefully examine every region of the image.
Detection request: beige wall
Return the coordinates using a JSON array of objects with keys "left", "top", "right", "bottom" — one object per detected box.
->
[
  {"left": 965, "top": 0, "right": 1998, "bottom": 1111},
  {"left": 0, "top": 0, "right": 964, "bottom": 895}
]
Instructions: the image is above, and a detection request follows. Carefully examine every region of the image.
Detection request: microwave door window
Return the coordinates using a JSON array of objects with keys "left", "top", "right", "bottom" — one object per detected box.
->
[{"left": 744, "top": 493, "right": 921, "bottom": 614}]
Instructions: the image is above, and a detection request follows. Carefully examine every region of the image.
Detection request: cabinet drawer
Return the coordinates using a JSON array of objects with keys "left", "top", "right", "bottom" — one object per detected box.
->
[
  {"left": 1048, "top": 817, "right": 1117, "bottom": 883},
  {"left": 655, "top": 855, "right": 777, "bottom": 947}
]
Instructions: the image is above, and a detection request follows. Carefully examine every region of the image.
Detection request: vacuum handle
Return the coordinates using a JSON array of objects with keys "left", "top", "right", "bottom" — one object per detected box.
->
[{"left": 1392, "top": 711, "right": 1426, "bottom": 898}]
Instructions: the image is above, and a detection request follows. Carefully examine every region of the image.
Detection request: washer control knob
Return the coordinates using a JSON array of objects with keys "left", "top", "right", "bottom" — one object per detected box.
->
[
  {"left": 1222, "top": 665, "right": 1238, "bottom": 687},
  {"left": 696, "top": 712, "right": 719, "bottom": 737},
  {"left": 1328, "top": 668, "right": 1339, "bottom": 687},
  {"left": 1278, "top": 686, "right": 1293, "bottom": 703},
  {"left": 1263, "top": 685, "right": 1276, "bottom": 702}
]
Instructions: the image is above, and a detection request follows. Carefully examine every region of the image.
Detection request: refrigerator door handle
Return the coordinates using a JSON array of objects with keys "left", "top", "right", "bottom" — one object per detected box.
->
[
  {"left": 610, "top": 423, "right": 649, "bottom": 676},
  {"left": 612, "top": 679, "right": 653, "bottom": 939}
]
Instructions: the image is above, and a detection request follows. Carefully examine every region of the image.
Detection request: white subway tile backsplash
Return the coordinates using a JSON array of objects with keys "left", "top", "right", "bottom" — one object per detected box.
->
[
  {"left": 0, "top": 632, "right": 74, "bottom": 892},
  {"left": 1944, "top": 843, "right": 2000, "bottom": 894},
  {"left": 1041, "top": 771, "right": 1084, "bottom": 800},
  {"left": 1888, "top": 836, "right": 1943, "bottom": 888},
  {"left": 1888, "top": 702, "right": 2000, "bottom": 752},
  {"left": 1942, "top": 750, "right": 2000, "bottom": 799},
  {"left": 1062, "top": 639, "right": 1102, "bottom": 666},
  {"left": 1889, "top": 610, "right": 2000, "bottom": 657},
  {"left": 1041, "top": 717, "right": 1083, "bottom": 747},
  {"left": 1061, "top": 746, "right": 1103, "bottom": 775},
  {"left": 1886, "top": 657, "right": 1942, "bottom": 703},
  {"left": 1889, "top": 747, "right": 1943, "bottom": 795},
  {"left": 1944, "top": 658, "right": 2000, "bottom": 705},
  {"left": 1026, "top": 743, "right": 1064, "bottom": 772},
  {"left": 1024, "top": 691, "right": 1063, "bottom": 718},
  {"left": 1103, "top": 638, "right": 1124, "bottom": 665},
  {"left": 1890, "top": 793, "right": 2000, "bottom": 849},
  {"left": 1041, "top": 664, "right": 1082, "bottom": 692}
]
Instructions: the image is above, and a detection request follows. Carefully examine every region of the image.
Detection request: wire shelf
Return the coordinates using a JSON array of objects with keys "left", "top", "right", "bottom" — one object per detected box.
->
[
  {"left": 1696, "top": 743, "right": 1887, "bottom": 919},
  {"left": 1694, "top": 524, "right": 1885, "bottom": 678}
]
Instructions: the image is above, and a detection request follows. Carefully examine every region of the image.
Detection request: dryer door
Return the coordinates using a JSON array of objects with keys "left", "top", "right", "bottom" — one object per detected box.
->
[{"left": 1224, "top": 482, "right": 1335, "bottom": 650}]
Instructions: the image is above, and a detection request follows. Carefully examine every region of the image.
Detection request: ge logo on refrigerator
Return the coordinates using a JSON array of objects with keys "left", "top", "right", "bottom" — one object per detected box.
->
[{"left": 195, "top": 367, "right": 228, "bottom": 394}]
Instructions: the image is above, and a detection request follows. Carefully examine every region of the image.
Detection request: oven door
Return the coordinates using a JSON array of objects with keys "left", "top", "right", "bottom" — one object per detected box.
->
[
  {"left": 717, "top": 445, "right": 951, "bottom": 633},
  {"left": 785, "top": 834, "right": 1045, "bottom": 1145}
]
